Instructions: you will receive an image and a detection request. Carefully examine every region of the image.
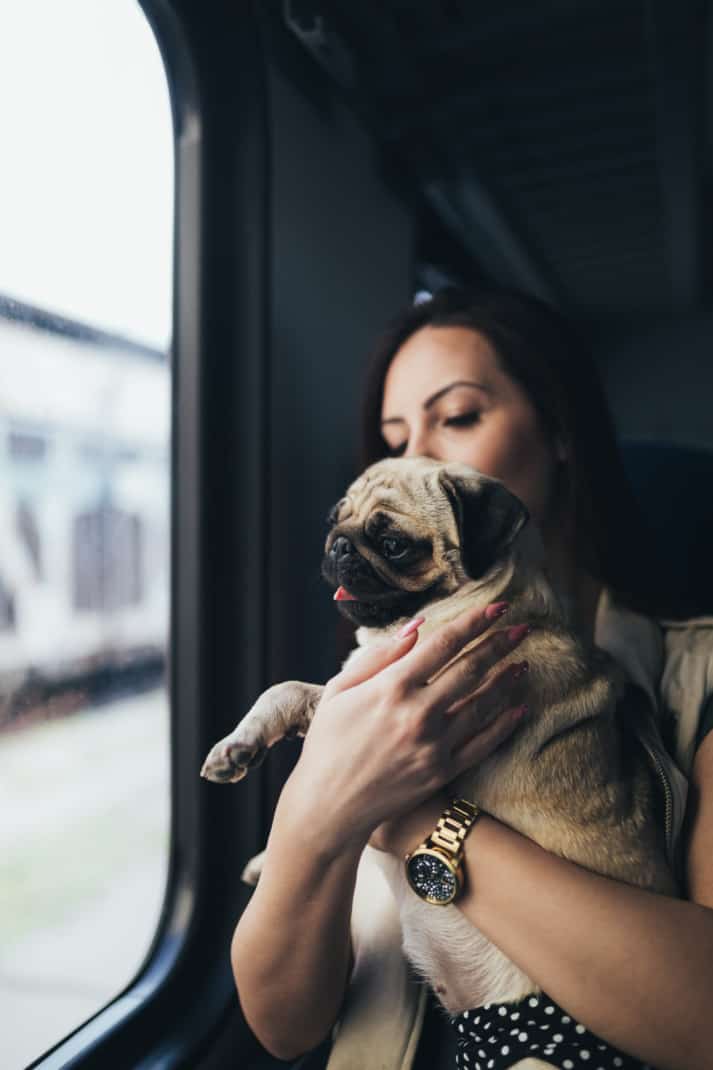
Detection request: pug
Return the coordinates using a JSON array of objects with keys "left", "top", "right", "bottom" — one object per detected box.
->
[{"left": 201, "top": 456, "right": 675, "bottom": 1025}]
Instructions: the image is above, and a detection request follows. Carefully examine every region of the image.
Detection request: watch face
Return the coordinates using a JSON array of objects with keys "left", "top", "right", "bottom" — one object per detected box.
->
[{"left": 407, "top": 850, "right": 458, "bottom": 904}]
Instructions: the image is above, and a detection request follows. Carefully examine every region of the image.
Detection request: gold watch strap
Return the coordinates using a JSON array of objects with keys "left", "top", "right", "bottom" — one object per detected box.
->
[{"left": 429, "top": 797, "right": 481, "bottom": 860}]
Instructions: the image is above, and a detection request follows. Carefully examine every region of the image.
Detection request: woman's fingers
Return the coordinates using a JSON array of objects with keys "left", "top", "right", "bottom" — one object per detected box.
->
[
  {"left": 444, "top": 659, "right": 529, "bottom": 748},
  {"left": 326, "top": 617, "right": 423, "bottom": 696},
  {"left": 450, "top": 702, "right": 529, "bottom": 775},
  {"left": 388, "top": 602, "right": 511, "bottom": 689},
  {"left": 421, "top": 621, "right": 531, "bottom": 711}
]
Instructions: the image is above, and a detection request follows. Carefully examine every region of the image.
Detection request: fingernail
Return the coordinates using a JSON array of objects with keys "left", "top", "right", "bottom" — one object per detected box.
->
[
  {"left": 512, "top": 660, "right": 529, "bottom": 679},
  {"left": 396, "top": 616, "right": 425, "bottom": 639},
  {"left": 513, "top": 703, "right": 529, "bottom": 720},
  {"left": 485, "top": 601, "right": 510, "bottom": 620},
  {"left": 507, "top": 623, "right": 531, "bottom": 643}
]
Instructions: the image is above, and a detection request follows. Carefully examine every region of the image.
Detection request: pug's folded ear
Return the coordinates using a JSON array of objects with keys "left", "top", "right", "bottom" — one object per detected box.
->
[{"left": 438, "top": 468, "right": 529, "bottom": 580}]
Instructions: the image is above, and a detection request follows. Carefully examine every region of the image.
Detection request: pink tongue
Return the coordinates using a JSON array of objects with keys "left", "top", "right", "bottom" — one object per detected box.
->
[{"left": 334, "top": 585, "right": 358, "bottom": 602}]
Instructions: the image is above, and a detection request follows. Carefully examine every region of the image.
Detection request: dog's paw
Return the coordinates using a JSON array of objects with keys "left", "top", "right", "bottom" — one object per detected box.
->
[{"left": 200, "top": 735, "right": 268, "bottom": 783}]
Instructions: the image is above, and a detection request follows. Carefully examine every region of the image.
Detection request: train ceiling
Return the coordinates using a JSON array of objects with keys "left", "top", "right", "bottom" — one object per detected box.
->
[{"left": 285, "top": 0, "right": 711, "bottom": 323}]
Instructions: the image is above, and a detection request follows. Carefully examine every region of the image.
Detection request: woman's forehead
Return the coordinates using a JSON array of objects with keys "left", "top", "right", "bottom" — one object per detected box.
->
[{"left": 381, "top": 325, "right": 512, "bottom": 415}]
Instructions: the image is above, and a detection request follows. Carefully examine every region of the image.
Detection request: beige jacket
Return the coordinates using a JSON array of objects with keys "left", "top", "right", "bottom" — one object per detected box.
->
[{"left": 325, "top": 589, "right": 713, "bottom": 1070}]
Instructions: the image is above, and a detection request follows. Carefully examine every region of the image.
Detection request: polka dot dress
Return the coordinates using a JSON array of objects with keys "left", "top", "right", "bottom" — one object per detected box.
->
[{"left": 450, "top": 993, "right": 655, "bottom": 1069}]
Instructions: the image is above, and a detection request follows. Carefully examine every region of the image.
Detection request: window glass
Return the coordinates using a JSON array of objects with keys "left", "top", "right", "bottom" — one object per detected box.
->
[{"left": 0, "top": 3, "right": 173, "bottom": 1067}]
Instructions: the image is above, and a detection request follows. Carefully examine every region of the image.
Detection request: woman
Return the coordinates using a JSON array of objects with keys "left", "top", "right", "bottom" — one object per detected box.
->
[{"left": 231, "top": 288, "right": 713, "bottom": 1069}]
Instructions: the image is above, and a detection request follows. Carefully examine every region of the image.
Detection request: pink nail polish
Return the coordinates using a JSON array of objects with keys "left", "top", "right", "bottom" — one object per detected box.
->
[
  {"left": 396, "top": 616, "right": 425, "bottom": 639},
  {"left": 485, "top": 601, "right": 510, "bottom": 620},
  {"left": 507, "top": 623, "right": 531, "bottom": 643}
]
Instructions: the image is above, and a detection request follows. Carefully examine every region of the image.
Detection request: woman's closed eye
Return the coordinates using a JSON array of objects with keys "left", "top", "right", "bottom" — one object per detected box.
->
[
  {"left": 383, "top": 412, "right": 481, "bottom": 456},
  {"left": 443, "top": 411, "right": 480, "bottom": 428}
]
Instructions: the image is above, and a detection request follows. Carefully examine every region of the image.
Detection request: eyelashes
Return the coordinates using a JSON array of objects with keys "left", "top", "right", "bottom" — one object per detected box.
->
[
  {"left": 444, "top": 411, "right": 480, "bottom": 427},
  {"left": 384, "top": 411, "right": 481, "bottom": 457}
]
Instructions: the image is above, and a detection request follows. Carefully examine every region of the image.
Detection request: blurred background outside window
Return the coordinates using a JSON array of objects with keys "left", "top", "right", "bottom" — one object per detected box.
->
[{"left": 0, "top": 2, "right": 173, "bottom": 1066}]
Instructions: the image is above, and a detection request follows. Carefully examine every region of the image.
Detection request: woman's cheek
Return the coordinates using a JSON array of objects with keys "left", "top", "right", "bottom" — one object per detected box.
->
[{"left": 467, "top": 421, "right": 555, "bottom": 525}]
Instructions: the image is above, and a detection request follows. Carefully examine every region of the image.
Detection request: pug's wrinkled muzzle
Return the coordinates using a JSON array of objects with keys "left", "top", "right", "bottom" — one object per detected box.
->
[
  {"left": 322, "top": 536, "right": 386, "bottom": 600},
  {"left": 320, "top": 537, "right": 410, "bottom": 626}
]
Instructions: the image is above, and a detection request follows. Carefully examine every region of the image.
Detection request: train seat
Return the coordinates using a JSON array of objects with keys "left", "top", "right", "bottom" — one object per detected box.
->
[{"left": 621, "top": 440, "right": 713, "bottom": 619}]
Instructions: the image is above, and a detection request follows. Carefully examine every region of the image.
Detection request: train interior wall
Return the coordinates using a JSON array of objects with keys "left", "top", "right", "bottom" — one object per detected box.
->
[
  {"left": 596, "top": 312, "right": 713, "bottom": 451},
  {"left": 264, "top": 49, "right": 414, "bottom": 690}
]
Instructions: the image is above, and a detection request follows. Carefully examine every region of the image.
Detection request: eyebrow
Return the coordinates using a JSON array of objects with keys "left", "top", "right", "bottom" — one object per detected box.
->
[{"left": 380, "top": 380, "right": 491, "bottom": 427}]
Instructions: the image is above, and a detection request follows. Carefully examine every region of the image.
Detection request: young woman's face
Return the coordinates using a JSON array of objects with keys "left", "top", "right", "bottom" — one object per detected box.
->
[{"left": 380, "top": 325, "right": 566, "bottom": 532}]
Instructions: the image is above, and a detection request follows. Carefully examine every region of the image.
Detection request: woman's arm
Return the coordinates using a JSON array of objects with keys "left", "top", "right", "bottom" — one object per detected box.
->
[
  {"left": 231, "top": 772, "right": 363, "bottom": 1061},
  {"left": 686, "top": 729, "right": 713, "bottom": 905},
  {"left": 378, "top": 735, "right": 713, "bottom": 1070}
]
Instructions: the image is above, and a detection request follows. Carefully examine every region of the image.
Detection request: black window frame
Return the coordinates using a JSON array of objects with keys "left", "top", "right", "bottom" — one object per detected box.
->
[{"left": 28, "top": 1, "right": 272, "bottom": 1067}]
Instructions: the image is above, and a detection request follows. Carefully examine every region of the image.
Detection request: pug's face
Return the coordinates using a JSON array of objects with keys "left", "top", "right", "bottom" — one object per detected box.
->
[{"left": 321, "top": 457, "right": 528, "bottom": 628}]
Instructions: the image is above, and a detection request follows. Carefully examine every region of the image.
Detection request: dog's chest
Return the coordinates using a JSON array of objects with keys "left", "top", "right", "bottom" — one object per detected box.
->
[{"left": 370, "top": 848, "right": 535, "bottom": 1013}]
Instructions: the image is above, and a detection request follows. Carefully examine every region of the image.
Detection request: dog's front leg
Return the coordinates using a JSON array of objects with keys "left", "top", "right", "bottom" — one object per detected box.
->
[{"left": 200, "top": 680, "right": 323, "bottom": 783}]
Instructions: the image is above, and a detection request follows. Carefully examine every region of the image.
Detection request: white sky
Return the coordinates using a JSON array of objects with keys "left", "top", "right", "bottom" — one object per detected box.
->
[{"left": 0, "top": 0, "right": 174, "bottom": 351}]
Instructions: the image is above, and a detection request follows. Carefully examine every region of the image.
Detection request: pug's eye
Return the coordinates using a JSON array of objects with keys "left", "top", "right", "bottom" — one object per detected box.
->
[{"left": 380, "top": 536, "right": 410, "bottom": 560}]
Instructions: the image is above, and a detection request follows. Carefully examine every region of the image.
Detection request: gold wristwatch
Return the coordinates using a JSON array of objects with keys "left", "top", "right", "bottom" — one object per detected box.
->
[{"left": 404, "top": 797, "right": 482, "bottom": 905}]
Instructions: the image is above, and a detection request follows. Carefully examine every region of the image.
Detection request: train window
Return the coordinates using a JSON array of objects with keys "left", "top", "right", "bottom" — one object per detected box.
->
[{"left": 0, "top": 2, "right": 173, "bottom": 1068}]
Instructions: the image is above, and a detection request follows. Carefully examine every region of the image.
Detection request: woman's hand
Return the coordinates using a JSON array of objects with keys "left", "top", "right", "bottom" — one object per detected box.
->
[
  {"left": 281, "top": 601, "right": 531, "bottom": 860},
  {"left": 368, "top": 791, "right": 448, "bottom": 856}
]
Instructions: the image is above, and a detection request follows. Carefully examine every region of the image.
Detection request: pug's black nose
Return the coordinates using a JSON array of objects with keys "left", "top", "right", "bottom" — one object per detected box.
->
[{"left": 331, "top": 535, "right": 355, "bottom": 560}]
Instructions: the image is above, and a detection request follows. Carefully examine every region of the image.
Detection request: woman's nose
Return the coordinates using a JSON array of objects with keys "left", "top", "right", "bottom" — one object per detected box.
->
[
  {"left": 404, "top": 430, "right": 441, "bottom": 460},
  {"left": 403, "top": 425, "right": 427, "bottom": 458}
]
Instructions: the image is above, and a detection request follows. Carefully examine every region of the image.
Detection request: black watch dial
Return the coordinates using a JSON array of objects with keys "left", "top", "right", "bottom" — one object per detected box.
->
[{"left": 407, "top": 851, "right": 458, "bottom": 903}]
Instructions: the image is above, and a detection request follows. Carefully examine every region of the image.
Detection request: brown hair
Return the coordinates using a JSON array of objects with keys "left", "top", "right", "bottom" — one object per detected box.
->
[{"left": 360, "top": 286, "right": 678, "bottom": 619}]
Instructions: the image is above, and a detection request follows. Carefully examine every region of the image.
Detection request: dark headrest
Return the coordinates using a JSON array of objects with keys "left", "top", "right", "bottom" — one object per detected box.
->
[{"left": 621, "top": 440, "right": 713, "bottom": 619}]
